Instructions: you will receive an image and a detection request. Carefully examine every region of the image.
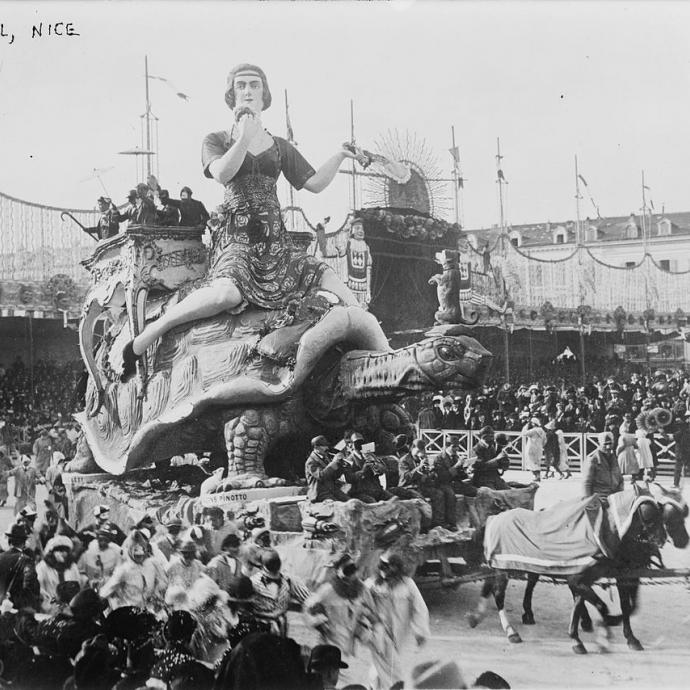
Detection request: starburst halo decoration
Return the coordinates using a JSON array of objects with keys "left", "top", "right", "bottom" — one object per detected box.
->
[{"left": 362, "top": 130, "right": 451, "bottom": 219}]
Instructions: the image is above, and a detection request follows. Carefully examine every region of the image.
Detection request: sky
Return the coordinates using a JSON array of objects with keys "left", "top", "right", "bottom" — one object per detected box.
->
[{"left": 1, "top": 1, "right": 690, "bottom": 231}]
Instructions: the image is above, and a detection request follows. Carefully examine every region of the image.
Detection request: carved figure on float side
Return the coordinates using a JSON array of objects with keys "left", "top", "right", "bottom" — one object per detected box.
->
[{"left": 69, "top": 64, "right": 494, "bottom": 484}]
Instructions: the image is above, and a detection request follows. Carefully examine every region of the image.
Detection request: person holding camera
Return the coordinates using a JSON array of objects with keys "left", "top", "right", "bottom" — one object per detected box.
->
[
  {"left": 471, "top": 426, "right": 511, "bottom": 490},
  {"left": 342, "top": 433, "right": 393, "bottom": 503},
  {"left": 305, "top": 435, "right": 349, "bottom": 503},
  {"left": 400, "top": 440, "right": 457, "bottom": 531}
]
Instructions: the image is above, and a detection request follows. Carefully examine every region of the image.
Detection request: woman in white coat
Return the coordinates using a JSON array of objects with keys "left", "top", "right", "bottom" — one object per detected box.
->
[{"left": 522, "top": 417, "right": 547, "bottom": 482}]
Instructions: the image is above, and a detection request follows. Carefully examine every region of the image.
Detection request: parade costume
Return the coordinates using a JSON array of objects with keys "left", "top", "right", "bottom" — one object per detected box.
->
[{"left": 201, "top": 132, "right": 327, "bottom": 312}]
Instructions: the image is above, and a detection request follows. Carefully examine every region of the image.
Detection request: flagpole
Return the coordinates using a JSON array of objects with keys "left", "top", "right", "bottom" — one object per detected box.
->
[
  {"left": 641, "top": 170, "right": 647, "bottom": 254},
  {"left": 575, "top": 155, "right": 582, "bottom": 245},
  {"left": 496, "top": 137, "right": 509, "bottom": 383},
  {"left": 350, "top": 99, "right": 357, "bottom": 212},
  {"left": 284, "top": 90, "right": 296, "bottom": 232},
  {"left": 451, "top": 126, "right": 460, "bottom": 226},
  {"left": 144, "top": 55, "right": 152, "bottom": 180},
  {"left": 496, "top": 138, "right": 505, "bottom": 232}
]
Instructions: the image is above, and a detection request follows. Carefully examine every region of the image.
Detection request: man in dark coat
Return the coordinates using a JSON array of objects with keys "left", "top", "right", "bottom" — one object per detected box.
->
[
  {"left": 471, "top": 426, "right": 510, "bottom": 490},
  {"left": 176, "top": 186, "right": 210, "bottom": 228},
  {"left": 305, "top": 436, "right": 348, "bottom": 503},
  {"left": 0, "top": 524, "right": 40, "bottom": 610},
  {"left": 672, "top": 412, "right": 690, "bottom": 488},
  {"left": 342, "top": 433, "right": 393, "bottom": 503}
]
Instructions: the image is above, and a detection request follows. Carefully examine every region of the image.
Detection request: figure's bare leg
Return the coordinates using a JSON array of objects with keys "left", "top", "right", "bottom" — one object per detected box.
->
[
  {"left": 318, "top": 268, "right": 390, "bottom": 351},
  {"left": 318, "top": 267, "right": 358, "bottom": 306},
  {"left": 131, "top": 280, "right": 243, "bottom": 355}
]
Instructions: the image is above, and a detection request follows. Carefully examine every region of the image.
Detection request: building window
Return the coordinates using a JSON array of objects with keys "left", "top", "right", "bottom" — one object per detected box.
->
[
  {"left": 625, "top": 261, "right": 636, "bottom": 268},
  {"left": 659, "top": 259, "right": 671, "bottom": 271},
  {"left": 509, "top": 231, "right": 522, "bottom": 247},
  {"left": 657, "top": 219, "right": 672, "bottom": 236},
  {"left": 554, "top": 233, "right": 565, "bottom": 244}
]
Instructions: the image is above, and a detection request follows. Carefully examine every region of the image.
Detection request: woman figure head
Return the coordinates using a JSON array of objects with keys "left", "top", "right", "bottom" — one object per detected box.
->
[{"left": 224, "top": 63, "right": 272, "bottom": 113}]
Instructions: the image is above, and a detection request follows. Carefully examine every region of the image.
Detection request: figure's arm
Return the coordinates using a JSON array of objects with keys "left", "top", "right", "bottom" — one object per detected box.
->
[
  {"left": 206, "top": 116, "right": 260, "bottom": 185},
  {"left": 302, "top": 149, "right": 355, "bottom": 194},
  {"left": 583, "top": 457, "right": 596, "bottom": 496}
]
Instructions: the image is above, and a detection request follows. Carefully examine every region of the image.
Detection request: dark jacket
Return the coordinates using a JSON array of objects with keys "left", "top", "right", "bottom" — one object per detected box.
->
[
  {"left": 304, "top": 450, "right": 345, "bottom": 503},
  {"left": 0, "top": 547, "right": 41, "bottom": 610}
]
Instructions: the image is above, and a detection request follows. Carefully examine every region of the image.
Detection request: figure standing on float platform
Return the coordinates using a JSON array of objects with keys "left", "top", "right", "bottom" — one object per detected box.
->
[{"left": 122, "top": 63, "right": 389, "bottom": 379}]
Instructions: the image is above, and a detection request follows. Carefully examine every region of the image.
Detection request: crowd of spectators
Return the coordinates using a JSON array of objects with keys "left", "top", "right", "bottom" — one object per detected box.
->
[
  {"left": 417, "top": 368, "right": 690, "bottom": 435},
  {"left": 0, "top": 357, "right": 84, "bottom": 447}
]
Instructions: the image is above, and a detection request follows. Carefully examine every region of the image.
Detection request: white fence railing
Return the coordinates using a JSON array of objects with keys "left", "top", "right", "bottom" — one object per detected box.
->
[{"left": 419, "top": 429, "right": 678, "bottom": 476}]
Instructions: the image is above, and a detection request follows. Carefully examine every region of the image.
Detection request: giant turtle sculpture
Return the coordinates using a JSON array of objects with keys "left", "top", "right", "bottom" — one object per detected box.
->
[{"left": 70, "top": 286, "right": 492, "bottom": 484}]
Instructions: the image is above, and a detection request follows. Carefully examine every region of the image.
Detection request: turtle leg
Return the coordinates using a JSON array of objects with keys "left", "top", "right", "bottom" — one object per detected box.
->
[{"left": 224, "top": 409, "right": 287, "bottom": 488}]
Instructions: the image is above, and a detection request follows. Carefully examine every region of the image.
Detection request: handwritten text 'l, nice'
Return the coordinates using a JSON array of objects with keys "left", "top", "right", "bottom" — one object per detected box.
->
[{"left": 1, "top": 22, "right": 81, "bottom": 45}]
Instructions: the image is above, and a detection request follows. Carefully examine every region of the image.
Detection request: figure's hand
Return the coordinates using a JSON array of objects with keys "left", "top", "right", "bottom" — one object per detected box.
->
[{"left": 237, "top": 110, "right": 262, "bottom": 142}]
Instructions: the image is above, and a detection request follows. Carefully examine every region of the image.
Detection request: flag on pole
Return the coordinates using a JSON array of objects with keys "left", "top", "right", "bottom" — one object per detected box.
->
[
  {"left": 457, "top": 176, "right": 465, "bottom": 189},
  {"left": 497, "top": 169, "right": 508, "bottom": 183},
  {"left": 148, "top": 75, "right": 190, "bottom": 101},
  {"left": 285, "top": 90, "right": 297, "bottom": 145},
  {"left": 578, "top": 174, "right": 588, "bottom": 187},
  {"left": 449, "top": 146, "right": 460, "bottom": 165}
]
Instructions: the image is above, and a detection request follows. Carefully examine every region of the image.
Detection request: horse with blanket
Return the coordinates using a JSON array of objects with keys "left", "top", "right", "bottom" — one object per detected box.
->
[{"left": 466, "top": 483, "right": 687, "bottom": 654}]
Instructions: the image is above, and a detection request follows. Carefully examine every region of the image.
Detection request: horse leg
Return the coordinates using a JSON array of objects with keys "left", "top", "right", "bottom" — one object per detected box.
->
[
  {"left": 573, "top": 590, "right": 593, "bottom": 632},
  {"left": 618, "top": 579, "right": 643, "bottom": 651},
  {"left": 467, "top": 575, "right": 494, "bottom": 628},
  {"left": 569, "top": 591, "right": 588, "bottom": 655},
  {"left": 522, "top": 573, "right": 538, "bottom": 625},
  {"left": 494, "top": 573, "right": 522, "bottom": 643}
]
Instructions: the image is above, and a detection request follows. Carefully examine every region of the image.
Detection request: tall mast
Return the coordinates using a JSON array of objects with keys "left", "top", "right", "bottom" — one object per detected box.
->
[
  {"left": 641, "top": 170, "right": 647, "bottom": 254},
  {"left": 575, "top": 156, "right": 582, "bottom": 246},
  {"left": 496, "top": 137, "right": 506, "bottom": 232},
  {"left": 284, "top": 90, "right": 295, "bottom": 208},
  {"left": 350, "top": 99, "right": 357, "bottom": 212},
  {"left": 451, "top": 126, "right": 460, "bottom": 226},
  {"left": 144, "top": 55, "right": 152, "bottom": 179}
]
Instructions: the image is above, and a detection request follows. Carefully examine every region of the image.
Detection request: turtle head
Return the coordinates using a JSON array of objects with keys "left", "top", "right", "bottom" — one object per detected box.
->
[
  {"left": 337, "top": 333, "right": 493, "bottom": 400},
  {"left": 410, "top": 335, "right": 493, "bottom": 390}
]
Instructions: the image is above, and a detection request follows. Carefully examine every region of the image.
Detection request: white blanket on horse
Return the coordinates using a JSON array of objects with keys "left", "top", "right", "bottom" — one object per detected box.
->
[{"left": 483, "top": 491, "right": 653, "bottom": 576}]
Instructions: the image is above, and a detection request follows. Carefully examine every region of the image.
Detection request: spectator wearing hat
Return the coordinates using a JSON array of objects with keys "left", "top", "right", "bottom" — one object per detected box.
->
[
  {"left": 224, "top": 575, "right": 271, "bottom": 648},
  {"left": 147, "top": 610, "right": 205, "bottom": 688},
  {"left": 250, "top": 549, "right": 311, "bottom": 636},
  {"left": 166, "top": 539, "right": 207, "bottom": 590},
  {"left": 78, "top": 524, "right": 122, "bottom": 590},
  {"left": 343, "top": 433, "right": 393, "bottom": 503},
  {"left": 0, "top": 523, "right": 40, "bottom": 610},
  {"left": 156, "top": 189, "right": 181, "bottom": 227},
  {"left": 542, "top": 420, "right": 562, "bottom": 479},
  {"left": 100, "top": 529, "right": 167, "bottom": 611},
  {"left": 365, "top": 551, "right": 429, "bottom": 690},
  {"left": 440, "top": 397, "right": 462, "bottom": 430},
  {"left": 177, "top": 186, "right": 210, "bottom": 228},
  {"left": 584, "top": 432, "right": 623, "bottom": 499},
  {"left": 399, "top": 440, "right": 457, "bottom": 530},
  {"left": 305, "top": 435, "right": 349, "bottom": 503},
  {"left": 80, "top": 505, "right": 127, "bottom": 548},
  {"left": 672, "top": 412, "right": 690, "bottom": 488},
  {"left": 434, "top": 439, "right": 477, "bottom": 496},
  {"left": 0, "top": 447, "right": 13, "bottom": 507},
  {"left": 207, "top": 533, "right": 243, "bottom": 593},
  {"left": 15, "top": 504, "right": 42, "bottom": 556},
  {"left": 308, "top": 644, "right": 349, "bottom": 690},
  {"left": 304, "top": 553, "right": 376, "bottom": 682},
  {"left": 241, "top": 526, "right": 271, "bottom": 576},
  {"left": 389, "top": 435, "right": 424, "bottom": 500},
  {"left": 152, "top": 516, "right": 184, "bottom": 561},
  {"left": 471, "top": 427, "right": 510, "bottom": 491},
  {"left": 37, "top": 535, "right": 82, "bottom": 614},
  {"left": 521, "top": 417, "right": 546, "bottom": 482},
  {"left": 32, "top": 428, "right": 53, "bottom": 476},
  {"left": 202, "top": 506, "right": 239, "bottom": 557},
  {"left": 7, "top": 452, "right": 42, "bottom": 515},
  {"left": 416, "top": 395, "right": 442, "bottom": 430}
]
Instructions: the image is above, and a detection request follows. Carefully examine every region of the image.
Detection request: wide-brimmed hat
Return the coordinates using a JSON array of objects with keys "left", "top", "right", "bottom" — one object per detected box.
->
[
  {"left": 409, "top": 658, "right": 465, "bottom": 689},
  {"left": 5, "top": 523, "right": 27, "bottom": 542},
  {"left": 308, "top": 645, "right": 348, "bottom": 671},
  {"left": 93, "top": 505, "right": 110, "bottom": 518},
  {"left": 104, "top": 606, "right": 159, "bottom": 642},
  {"left": 478, "top": 425, "right": 495, "bottom": 438},
  {"left": 45, "top": 535, "right": 73, "bottom": 553},
  {"left": 19, "top": 506, "right": 37, "bottom": 519},
  {"left": 70, "top": 588, "right": 107, "bottom": 618}
]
